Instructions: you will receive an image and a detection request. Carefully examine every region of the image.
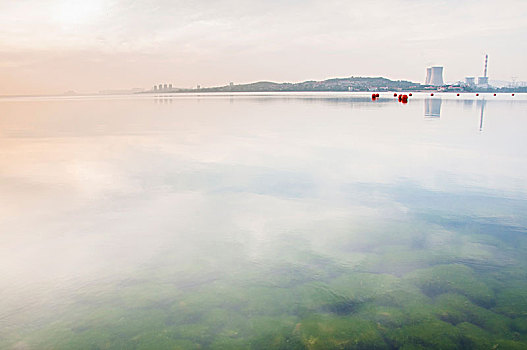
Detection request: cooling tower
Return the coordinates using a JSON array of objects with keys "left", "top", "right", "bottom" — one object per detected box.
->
[
  {"left": 427, "top": 66, "right": 444, "bottom": 86},
  {"left": 425, "top": 67, "right": 432, "bottom": 85}
]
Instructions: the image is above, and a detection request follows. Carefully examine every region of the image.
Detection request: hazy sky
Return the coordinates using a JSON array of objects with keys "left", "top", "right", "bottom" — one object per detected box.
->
[{"left": 1, "top": 0, "right": 526, "bottom": 95}]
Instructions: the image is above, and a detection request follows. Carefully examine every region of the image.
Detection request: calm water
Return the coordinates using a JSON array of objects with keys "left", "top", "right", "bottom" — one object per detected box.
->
[{"left": 1, "top": 93, "right": 526, "bottom": 349}]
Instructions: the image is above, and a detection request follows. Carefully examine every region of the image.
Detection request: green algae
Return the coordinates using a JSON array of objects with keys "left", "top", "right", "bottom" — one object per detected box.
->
[
  {"left": 7, "top": 267, "right": 527, "bottom": 350},
  {"left": 434, "top": 294, "right": 509, "bottom": 332},
  {"left": 4, "top": 227, "right": 527, "bottom": 350},
  {"left": 493, "top": 283, "right": 527, "bottom": 318},
  {"left": 405, "top": 264, "right": 495, "bottom": 307},
  {"left": 385, "top": 319, "right": 463, "bottom": 349},
  {"left": 327, "top": 272, "right": 401, "bottom": 300},
  {"left": 511, "top": 317, "right": 527, "bottom": 335},
  {"left": 296, "top": 315, "right": 388, "bottom": 350},
  {"left": 456, "top": 322, "right": 494, "bottom": 349}
]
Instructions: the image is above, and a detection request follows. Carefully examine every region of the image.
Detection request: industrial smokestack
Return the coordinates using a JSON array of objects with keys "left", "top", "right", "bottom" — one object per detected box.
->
[
  {"left": 478, "top": 55, "right": 489, "bottom": 86},
  {"left": 484, "top": 54, "right": 488, "bottom": 78}
]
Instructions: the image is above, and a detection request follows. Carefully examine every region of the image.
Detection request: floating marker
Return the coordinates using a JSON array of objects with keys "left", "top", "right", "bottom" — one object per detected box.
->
[
  {"left": 431, "top": 93, "right": 434, "bottom": 96},
  {"left": 457, "top": 93, "right": 460, "bottom": 96},
  {"left": 476, "top": 93, "right": 479, "bottom": 96},
  {"left": 394, "top": 93, "right": 398, "bottom": 97},
  {"left": 494, "top": 93, "right": 497, "bottom": 96},
  {"left": 512, "top": 93, "right": 515, "bottom": 96},
  {"left": 409, "top": 93, "right": 412, "bottom": 97}
]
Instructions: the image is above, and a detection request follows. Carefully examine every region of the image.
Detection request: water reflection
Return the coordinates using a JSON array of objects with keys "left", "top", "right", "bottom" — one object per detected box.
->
[
  {"left": 0, "top": 93, "right": 526, "bottom": 349},
  {"left": 154, "top": 96, "right": 174, "bottom": 104},
  {"left": 463, "top": 99, "right": 474, "bottom": 109},
  {"left": 424, "top": 98, "right": 442, "bottom": 118},
  {"left": 479, "top": 99, "right": 486, "bottom": 131}
]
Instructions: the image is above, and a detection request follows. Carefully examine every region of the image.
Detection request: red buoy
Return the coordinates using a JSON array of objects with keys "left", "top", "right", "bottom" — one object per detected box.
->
[
  {"left": 476, "top": 93, "right": 479, "bottom": 96},
  {"left": 494, "top": 93, "right": 497, "bottom": 96},
  {"left": 431, "top": 93, "right": 434, "bottom": 96},
  {"left": 457, "top": 93, "right": 460, "bottom": 96},
  {"left": 394, "top": 93, "right": 398, "bottom": 97},
  {"left": 409, "top": 93, "right": 413, "bottom": 96},
  {"left": 512, "top": 93, "right": 515, "bottom": 96}
]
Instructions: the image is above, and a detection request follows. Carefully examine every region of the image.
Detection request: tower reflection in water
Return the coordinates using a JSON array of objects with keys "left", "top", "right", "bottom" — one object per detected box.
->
[
  {"left": 424, "top": 98, "right": 442, "bottom": 118},
  {"left": 478, "top": 99, "right": 486, "bottom": 131}
]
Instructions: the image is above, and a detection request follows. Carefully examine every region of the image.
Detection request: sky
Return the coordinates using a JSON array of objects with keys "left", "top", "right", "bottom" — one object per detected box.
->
[{"left": 1, "top": 0, "right": 526, "bottom": 95}]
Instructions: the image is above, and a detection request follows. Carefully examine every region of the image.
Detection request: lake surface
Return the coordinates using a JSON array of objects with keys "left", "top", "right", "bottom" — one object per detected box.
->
[{"left": 1, "top": 92, "right": 526, "bottom": 349}]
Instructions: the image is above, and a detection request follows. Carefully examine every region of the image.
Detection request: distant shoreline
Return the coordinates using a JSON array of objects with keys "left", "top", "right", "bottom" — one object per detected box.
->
[
  {"left": 2, "top": 76, "right": 526, "bottom": 98},
  {"left": 141, "top": 88, "right": 527, "bottom": 94},
  {"left": 143, "top": 76, "right": 527, "bottom": 94}
]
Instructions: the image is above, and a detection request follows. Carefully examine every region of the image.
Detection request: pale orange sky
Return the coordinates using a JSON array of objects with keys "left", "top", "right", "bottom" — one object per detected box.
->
[{"left": 1, "top": 0, "right": 527, "bottom": 95}]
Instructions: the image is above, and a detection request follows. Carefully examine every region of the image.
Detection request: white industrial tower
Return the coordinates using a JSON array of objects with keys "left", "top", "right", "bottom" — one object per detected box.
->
[{"left": 425, "top": 66, "right": 444, "bottom": 86}]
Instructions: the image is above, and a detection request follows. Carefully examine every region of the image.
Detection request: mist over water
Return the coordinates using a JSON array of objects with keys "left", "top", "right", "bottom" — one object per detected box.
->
[{"left": 1, "top": 93, "right": 526, "bottom": 349}]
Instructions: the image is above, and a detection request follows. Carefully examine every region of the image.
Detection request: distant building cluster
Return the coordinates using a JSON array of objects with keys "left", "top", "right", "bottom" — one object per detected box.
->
[
  {"left": 152, "top": 83, "right": 173, "bottom": 92},
  {"left": 425, "top": 55, "right": 491, "bottom": 90},
  {"left": 464, "top": 55, "right": 489, "bottom": 88}
]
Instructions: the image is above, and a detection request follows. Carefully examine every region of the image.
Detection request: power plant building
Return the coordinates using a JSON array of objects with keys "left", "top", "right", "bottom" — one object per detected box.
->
[
  {"left": 425, "top": 66, "right": 444, "bottom": 86},
  {"left": 478, "top": 77, "right": 489, "bottom": 86},
  {"left": 465, "top": 77, "right": 475, "bottom": 86}
]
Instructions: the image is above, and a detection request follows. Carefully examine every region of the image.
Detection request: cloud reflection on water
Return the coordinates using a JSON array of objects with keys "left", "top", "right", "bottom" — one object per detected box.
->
[{"left": 0, "top": 93, "right": 526, "bottom": 347}]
